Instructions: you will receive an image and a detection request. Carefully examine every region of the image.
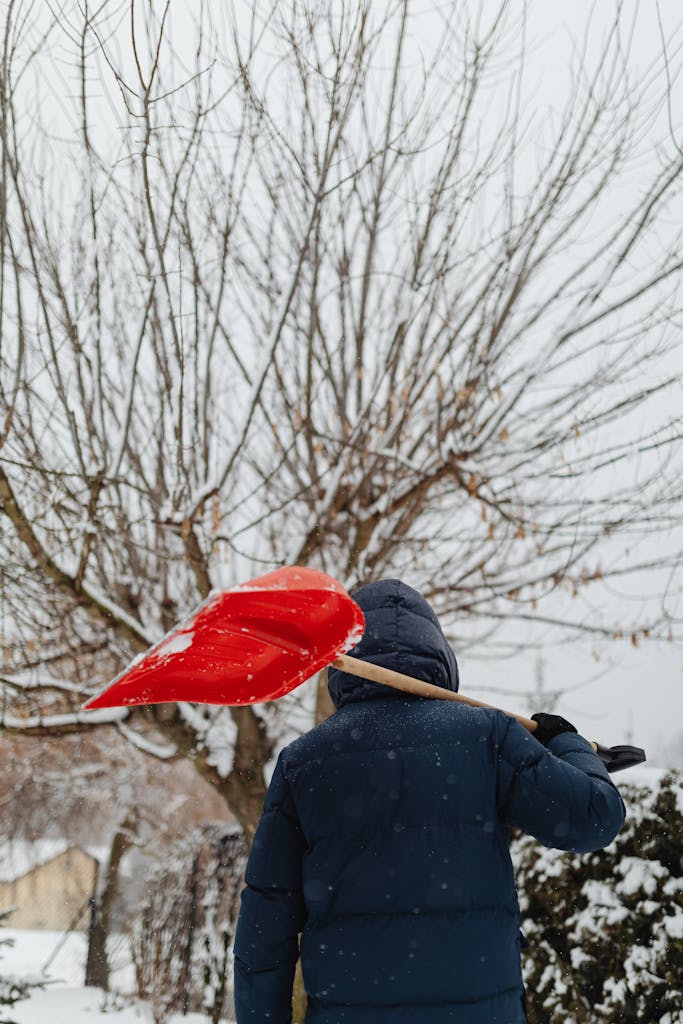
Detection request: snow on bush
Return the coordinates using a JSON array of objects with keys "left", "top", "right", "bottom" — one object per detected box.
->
[
  {"left": 512, "top": 769, "right": 683, "bottom": 1023},
  {"left": 130, "top": 825, "right": 246, "bottom": 1024}
]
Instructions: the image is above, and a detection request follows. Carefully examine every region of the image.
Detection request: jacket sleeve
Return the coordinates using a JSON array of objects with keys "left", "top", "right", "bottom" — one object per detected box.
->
[
  {"left": 233, "top": 751, "right": 307, "bottom": 1024},
  {"left": 495, "top": 714, "right": 626, "bottom": 853}
]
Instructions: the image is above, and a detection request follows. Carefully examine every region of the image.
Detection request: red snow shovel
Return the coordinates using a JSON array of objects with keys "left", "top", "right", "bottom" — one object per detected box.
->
[
  {"left": 83, "top": 567, "right": 365, "bottom": 709},
  {"left": 82, "top": 567, "right": 645, "bottom": 773}
]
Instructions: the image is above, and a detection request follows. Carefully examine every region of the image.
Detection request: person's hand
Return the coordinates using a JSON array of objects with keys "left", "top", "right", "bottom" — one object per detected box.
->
[{"left": 531, "top": 712, "right": 578, "bottom": 747}]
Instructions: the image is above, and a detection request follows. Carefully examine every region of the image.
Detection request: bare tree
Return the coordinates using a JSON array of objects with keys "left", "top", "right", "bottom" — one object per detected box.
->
[{"left": 1, "top": 0, "right": 682, "bottom": 839}]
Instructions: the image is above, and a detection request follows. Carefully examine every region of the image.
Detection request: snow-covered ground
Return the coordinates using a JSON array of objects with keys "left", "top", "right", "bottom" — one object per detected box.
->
[
  {"left": 1, "top": 929, "right": 229, "bottom": 1023},
  {"left": 1, "top": 928, "right": 131, "bottom": 990},
  {"left": 8, "top": 988, "right": 210, "bottom": 1024}
]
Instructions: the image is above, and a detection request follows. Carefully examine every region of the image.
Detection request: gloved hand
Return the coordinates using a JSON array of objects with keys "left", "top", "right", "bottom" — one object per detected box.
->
[{"left": 531, "top": 712, "right": 578, "bottom": 747}]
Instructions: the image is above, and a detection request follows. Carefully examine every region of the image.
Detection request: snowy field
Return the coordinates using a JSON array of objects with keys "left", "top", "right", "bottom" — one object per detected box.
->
[
  {"left": 8, "top": 988, "right": 211, "bottom": 1024},
  {"left": 2, "top": 929, "right": 229, "bottom": 1024}
]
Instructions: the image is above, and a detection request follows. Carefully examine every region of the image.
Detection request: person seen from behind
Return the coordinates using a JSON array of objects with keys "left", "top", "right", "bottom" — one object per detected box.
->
[{"left": 234, "top": 579, "right": 626, "bottom": 1023}]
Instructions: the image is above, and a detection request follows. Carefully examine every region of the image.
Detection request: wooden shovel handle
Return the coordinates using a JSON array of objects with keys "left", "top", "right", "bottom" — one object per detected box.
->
[{"left": 332, "top": 654, "right": 599, "bottom": 753}]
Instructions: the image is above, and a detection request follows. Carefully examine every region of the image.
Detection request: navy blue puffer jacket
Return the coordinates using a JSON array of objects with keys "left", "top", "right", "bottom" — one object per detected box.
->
[{"left": 234, "top": 580, "right": 625, "bottom": 1023}]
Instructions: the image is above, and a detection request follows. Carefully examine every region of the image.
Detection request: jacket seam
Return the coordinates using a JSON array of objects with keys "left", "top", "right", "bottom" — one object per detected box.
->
[
  {"left": 306, "top": 819, "right": 503, "bottom": 844},
  {"left": 305, "top": 904, "right": 519, "bottom": 922},
  {"left": 288, "top": 732, "right": 497, "bottom": 768},
  {"left": 307, "top": 982, "right": 524, "bottom": 1010}
]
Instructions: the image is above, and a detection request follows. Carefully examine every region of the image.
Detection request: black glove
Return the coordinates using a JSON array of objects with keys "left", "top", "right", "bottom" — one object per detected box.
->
[{"left": 531, "top": 712, "right": 578, "bottom": 747}]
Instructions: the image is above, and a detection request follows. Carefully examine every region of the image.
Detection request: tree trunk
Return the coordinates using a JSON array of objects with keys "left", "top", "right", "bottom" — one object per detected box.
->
[
  {"left": 180, "top": 852, "right": 199, "bottom": 1015},
  {"left": 85, "top": 894, "right": 108, "bottom": 991},
  {"left": 315, "top": 668, "right": 335, "bottom": 726},
  {"left": 85, "top": 812, "right": 136, "bottom": 989}
]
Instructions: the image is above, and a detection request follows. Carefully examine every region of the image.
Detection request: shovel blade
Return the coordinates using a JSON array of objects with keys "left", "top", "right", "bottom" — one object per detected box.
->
[{"left": 82, "top": 567, "right": 365, "bottom": 710}]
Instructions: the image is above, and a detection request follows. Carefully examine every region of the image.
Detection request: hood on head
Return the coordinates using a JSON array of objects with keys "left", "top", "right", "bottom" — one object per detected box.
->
[{"left": 327, "top": 579, "right": 459, "bottom": 709}]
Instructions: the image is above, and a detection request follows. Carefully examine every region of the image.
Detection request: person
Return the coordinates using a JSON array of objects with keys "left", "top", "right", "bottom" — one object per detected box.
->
[{"left": 233, "top": 579, "right": 625, "bottom": 1023}]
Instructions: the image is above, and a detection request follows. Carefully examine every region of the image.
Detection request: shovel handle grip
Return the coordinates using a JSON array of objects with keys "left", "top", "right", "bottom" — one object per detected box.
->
[{"left": 332, "top": 655, "right": 599, "bottom": 753}]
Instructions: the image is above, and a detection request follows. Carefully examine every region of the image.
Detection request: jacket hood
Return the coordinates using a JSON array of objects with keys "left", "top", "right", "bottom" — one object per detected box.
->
[{"left": 328, "top": 579, "right": 459, "bottom": 709}]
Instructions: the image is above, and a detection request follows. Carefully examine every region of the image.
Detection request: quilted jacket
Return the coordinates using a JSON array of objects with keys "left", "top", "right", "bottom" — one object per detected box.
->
[{"left": 234, "top": 579, "right": 626, "bottom": 1023}]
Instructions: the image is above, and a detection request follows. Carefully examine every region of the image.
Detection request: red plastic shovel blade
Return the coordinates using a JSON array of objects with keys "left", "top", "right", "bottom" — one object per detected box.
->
[{"left": 82, "top": 567, "right": 365, "bottom": 710}]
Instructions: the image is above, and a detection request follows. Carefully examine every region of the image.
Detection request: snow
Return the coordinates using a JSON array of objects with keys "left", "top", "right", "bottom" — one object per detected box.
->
[
  {"left": 664, "top": 911, "right": 683, "bottom": 939},
  {"left": 8, "top": 987, "right": 210, "bottom": 1024},
  {"left": 155, "top": 631, "right": 194, "bottom": 658},
  {"left": 1, "top": 929, "right": 233, "bottom": 1024},
  {"left": 620, "top": 765, "right": 668, "bottom": 787},
  {"left": 78, "top": 584, "right": 155, "bottom": 646},
  {"left": 615, "top": 855, "right": 667, "bottom": 897},
  {"left": 0, "top": 671, "right": 91, "bottom": 695},
  {"left": 204, "top": 708, "right": 238, "bottom": 778},
  {"left": 1, "top": 929, "right": 130, "bottom": 990},
  {"left": 0, "top": 840, "right": 74, "bottom": 883},
  {"left": 579, "top": 880, "right": 629, "bottom": 927},
  {"left": 1, "top": 707, "right": 127, "bottom": 730},
  {"left": 342, "top": 623, "right": 365, "bottom": 651},
  {"left": 115, "top": 720, "right": 178, "bottom": 760}
]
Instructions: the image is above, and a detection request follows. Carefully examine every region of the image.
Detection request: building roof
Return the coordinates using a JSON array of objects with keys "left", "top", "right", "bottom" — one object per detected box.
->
[{"left": 0, "top": 839, "right": 96, "bottom": 883}]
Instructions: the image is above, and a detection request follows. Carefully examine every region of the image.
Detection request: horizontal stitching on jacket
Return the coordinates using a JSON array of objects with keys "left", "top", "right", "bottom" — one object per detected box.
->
[
  {"left": 498, "top": 742, "right": 545, "bottom": 774},
  {"left": 309, "top": 904, "right": 517, "bottom": 921},
  {"left": 290, "top": 732, "right": 496, "bottom": 767},
  {"left": 244, "top": 882, "right": 301, "bottom": 897},
  {"left": 499, "top": 740, "right": 615, "bottom": 794},
  {"left": 308, "top": 819, "right": 501, "bottom": 844},
  {"left": 234, "top": 954, "right": 282, "bottom": 976},
  {"left": 260, "top": 804, "right": 302, "bottom": 829},
  {"left": 308, "top": 982, "right": 523, "bottom": 1010}
]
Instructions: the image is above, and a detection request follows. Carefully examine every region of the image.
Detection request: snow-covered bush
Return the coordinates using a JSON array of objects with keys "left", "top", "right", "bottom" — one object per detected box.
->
[
  {"left": 512, "top": 769, "right": 683, "bottom": 1023},
  {"left": 130, "top": 825, "right": 246, "bottom": 1024}
]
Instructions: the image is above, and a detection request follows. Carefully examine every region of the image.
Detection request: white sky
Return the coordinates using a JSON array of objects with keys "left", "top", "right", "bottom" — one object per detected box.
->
[{"left": 448, "top": 0, "right": 683, "bottom": 766}]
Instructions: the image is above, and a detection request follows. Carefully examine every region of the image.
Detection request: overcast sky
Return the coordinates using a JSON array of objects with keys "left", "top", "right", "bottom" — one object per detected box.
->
[{"left": 445, "top": 0, "right": 683, "bottom": 767}]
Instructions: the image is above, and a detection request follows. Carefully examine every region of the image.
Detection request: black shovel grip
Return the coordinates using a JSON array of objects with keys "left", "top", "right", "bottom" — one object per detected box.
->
[{"left": 594, "top": 743, "right": 647, "bottom": 773}]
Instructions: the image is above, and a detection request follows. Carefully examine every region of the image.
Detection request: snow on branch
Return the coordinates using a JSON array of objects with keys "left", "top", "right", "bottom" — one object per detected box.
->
[
  {"left": 0, "top": 671, "right": 90, "bottom": 696},
  {"left": 0, "top": 706, "right": 128, "bottom": 731},
  {"left": 79, "top": 582, "right": 156, "bottom": 646},
  {"left": 116, "top": 719, "right": 178, "bottom": 760}
]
